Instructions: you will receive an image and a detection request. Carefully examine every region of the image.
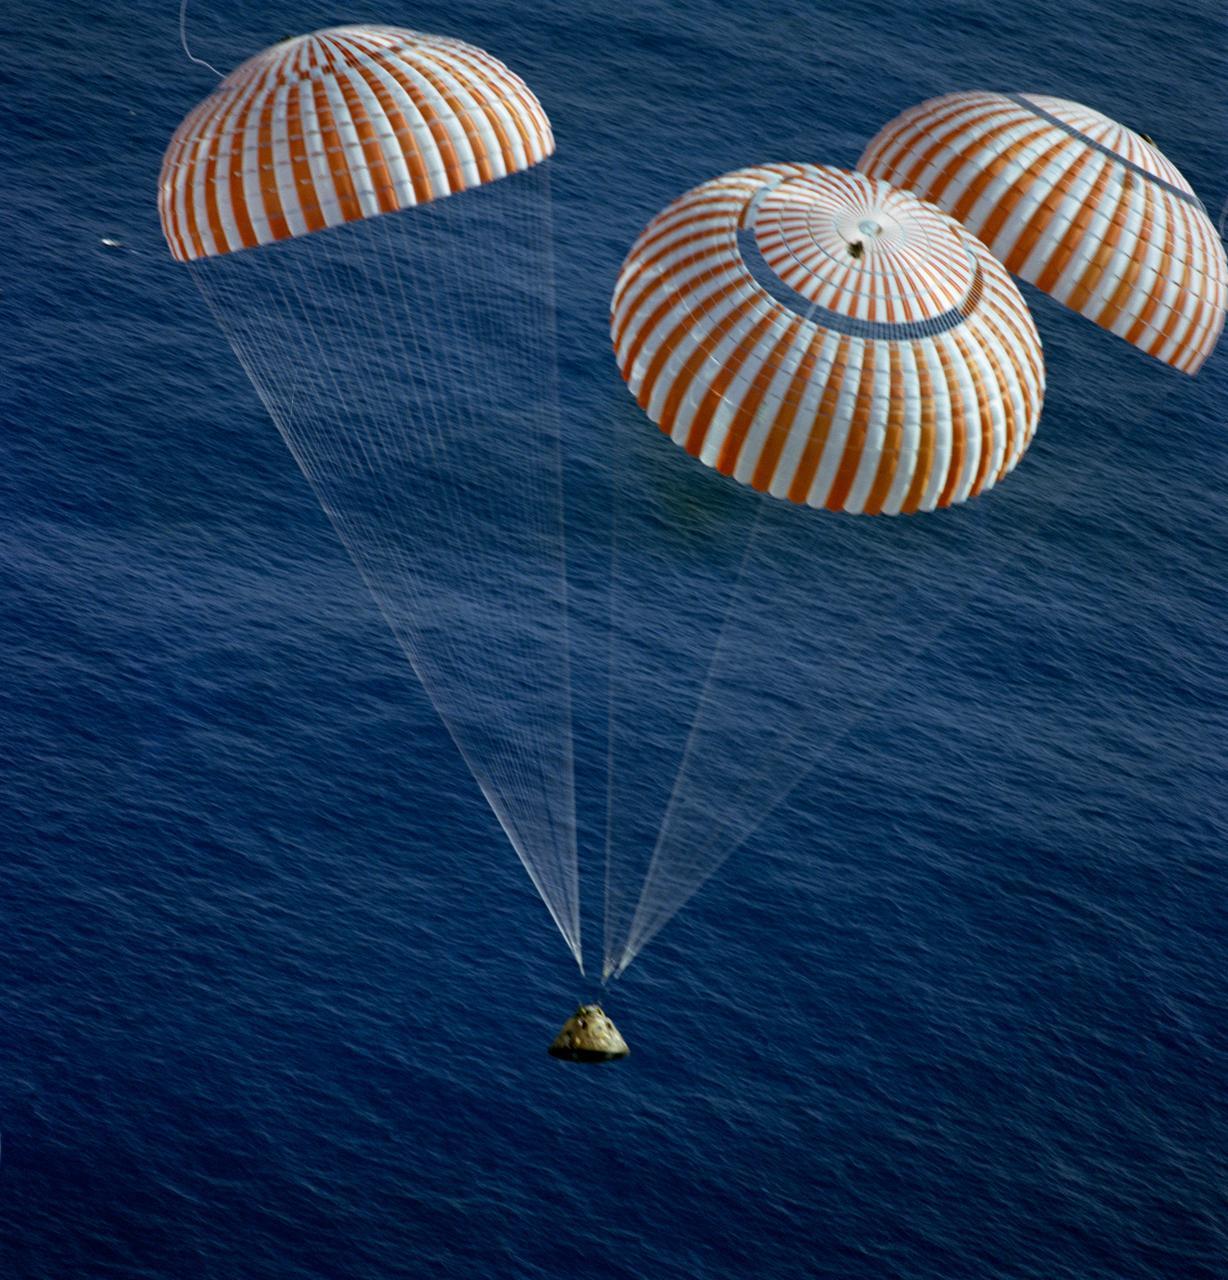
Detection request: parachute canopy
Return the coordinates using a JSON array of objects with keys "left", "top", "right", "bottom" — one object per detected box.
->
[
  {"left": 859, "top": 93, "right": 1228, "bottom": 375},
  {"left": 611, "top": 165, "right": 1045, "bottom": 515},
  {"left": 159, "top": 25, "right": 554, "bottom": 262}
]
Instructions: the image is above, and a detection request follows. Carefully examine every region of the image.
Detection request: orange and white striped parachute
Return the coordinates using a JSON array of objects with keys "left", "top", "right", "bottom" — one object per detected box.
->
[
  {"left": 611, "top": 165, "right": 1045, "bottom": 515},
  {"left": 859, "top": 93, "right": 1228, "bottom": 375},
  {"left": 157, "top": 30, "right": 582, "bottom": 969},
  {"left": 158, "top": 25, "right": 554, "bottom": 262}
]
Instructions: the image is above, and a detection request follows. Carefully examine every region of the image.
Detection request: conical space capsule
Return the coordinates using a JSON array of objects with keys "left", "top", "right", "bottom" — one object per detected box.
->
[{"left": 548, "top": 1005, "right": 630, "bottom": 1062}]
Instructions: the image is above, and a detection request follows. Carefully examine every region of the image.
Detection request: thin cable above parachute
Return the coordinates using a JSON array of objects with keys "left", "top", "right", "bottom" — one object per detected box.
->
[{"left": 178, "top": 0, "right": 223, "bottom": 78}]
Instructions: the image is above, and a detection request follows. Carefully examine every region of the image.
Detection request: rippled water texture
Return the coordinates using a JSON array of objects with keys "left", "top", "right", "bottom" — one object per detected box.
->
[{"left": 3, "top": 2, "right": 1227, "bottom": 1276}]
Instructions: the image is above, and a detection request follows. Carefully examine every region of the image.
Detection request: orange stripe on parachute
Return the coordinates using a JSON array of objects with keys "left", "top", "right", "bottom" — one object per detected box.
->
[{"left": 715, "top": 317, "right": 805, "bottom": 477}]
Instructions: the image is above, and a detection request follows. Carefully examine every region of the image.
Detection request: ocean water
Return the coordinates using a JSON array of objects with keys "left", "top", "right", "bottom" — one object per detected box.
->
[{"left": 4, "top": 2, "right": 1228, "bottom": 1277}]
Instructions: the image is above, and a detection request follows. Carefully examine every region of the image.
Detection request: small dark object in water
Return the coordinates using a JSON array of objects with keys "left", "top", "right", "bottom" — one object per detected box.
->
[
  {"left": 548, "top": 1004, "right": 629, "bottom": 1063},
  {"left": 848, "top": 239, "right": 864, "bottom": 259}
]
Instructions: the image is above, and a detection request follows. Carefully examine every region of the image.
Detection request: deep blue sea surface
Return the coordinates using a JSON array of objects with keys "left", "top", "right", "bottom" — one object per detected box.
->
[{"left": 4, "top": 2, "right": 1228, "bottom": 1276}]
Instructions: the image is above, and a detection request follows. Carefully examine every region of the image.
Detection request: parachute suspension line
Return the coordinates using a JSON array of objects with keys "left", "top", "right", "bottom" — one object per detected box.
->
[
  {"left": 190, "top": 169, "right": 581, "bottom": 968},
  {"left": 609, "top": 373, "right": 1168, "bottom": 979},
  {"left": 360, "top": 187, "right": 561, "bottom": 825},
  {"left": 601, "top": 500, "right": 767, "bottom": 980},
  {"left": 178, "top": 0, "right": 223, "bottom": 78},
  {"left": 609, "top": 539, "right": 968, "bottom": 977},
  {"left": 400, "top": 175, "right": 580, "bottom": 964},
  {"left": 1219, "top": 194, "right": 1228, "bottom": 240},
  {"left": 519, "top": 166, "right": 580, "bottom": 952},
  {"left": 600, "top": 445, "right": 624, "bottom": 983},
  {"left": 367, "top": 172, "right": 579, "bottom": 965},
  {"left": 462, "top": 169, "right": 577, "bottom": 951},
  {"left": 398, "top": 166, "right": 579, "bottom": 959},
  {"left": 208, "top": 188, "right": 580, "bottom": 967},
  {"left": 609, "top": 497, "right": 987, "bottom": 977},
  {"left": 313, "top": 211, "right": 566, "bottom": 886}
]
